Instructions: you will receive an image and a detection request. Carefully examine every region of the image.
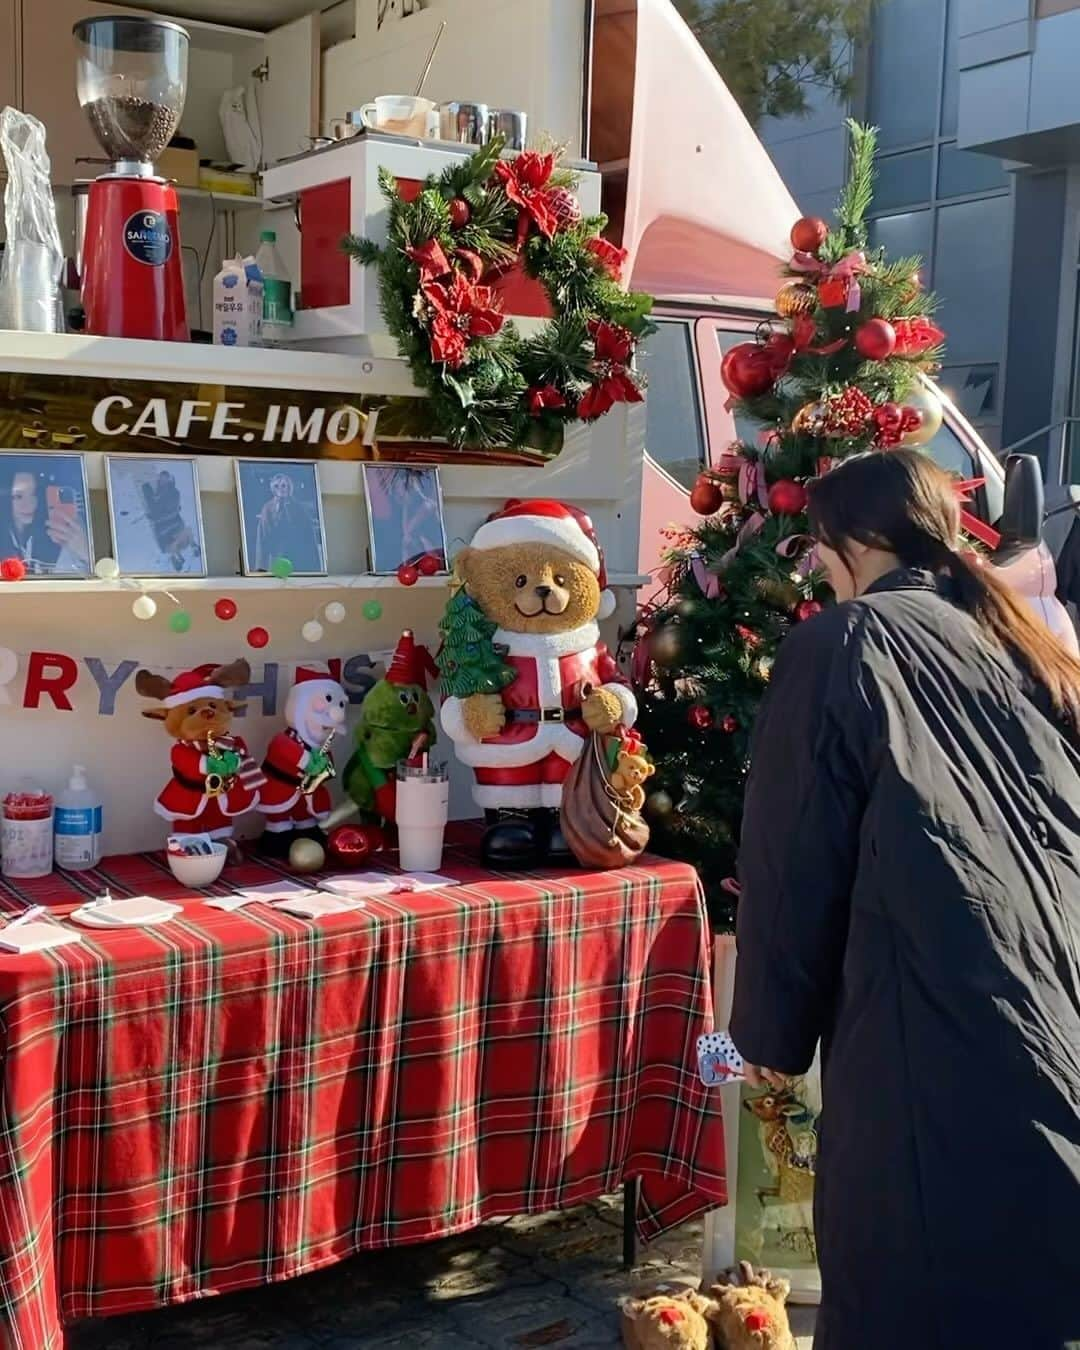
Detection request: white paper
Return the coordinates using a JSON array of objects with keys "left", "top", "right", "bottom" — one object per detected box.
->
[
  {"left": 70, "top": 897, "right": 183, "bottom": 928},
  {"left": 319, "top": 871, "right": 458, "bottom": 897},
  {"left": 273, "top": 893, "right": 367, "bottom": 918},
  {"left": 0, "top": 920, "right": 84, "bottom": 953}
]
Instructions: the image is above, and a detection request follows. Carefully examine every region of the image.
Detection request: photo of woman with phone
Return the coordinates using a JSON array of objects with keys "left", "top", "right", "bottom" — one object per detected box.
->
[{"left": 0, "top": 452, "right": 93, "bottom": 577}]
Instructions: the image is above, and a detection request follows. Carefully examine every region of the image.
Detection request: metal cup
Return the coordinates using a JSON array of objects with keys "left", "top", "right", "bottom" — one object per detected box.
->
[
  {"left": 487, "top": 108, "right": 528, "bottom": 151},
  {"left": 438, "top": 101, "right": 490, "bottom": 145}
]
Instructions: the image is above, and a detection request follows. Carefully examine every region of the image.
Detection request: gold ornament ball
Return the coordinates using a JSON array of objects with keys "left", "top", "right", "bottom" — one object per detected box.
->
[
  {"left": 289, "top": 837, "right": 326, "bottom": 873},
  {"left": 792, "top": 401, "right": 826, "bottom": 436},
  {"left": 776, "top": 281, "right": 816, "bottom": 318},
  {"left": 901, "top": 384, "right": 944, "bottom": 446},
  {"left": 645, "top": 789, "right": 675, "bottom": 821},
  {"left": 650, "top": 623, "right": 683, "bottom": 668}
]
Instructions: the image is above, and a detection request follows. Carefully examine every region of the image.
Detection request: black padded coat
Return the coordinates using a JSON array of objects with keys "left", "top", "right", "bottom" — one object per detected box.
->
[{"left": 730, "top": 568, "right": 1080, "bottom": 1350}]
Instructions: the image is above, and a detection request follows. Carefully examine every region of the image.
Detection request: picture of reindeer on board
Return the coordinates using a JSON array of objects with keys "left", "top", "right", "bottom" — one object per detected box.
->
[{"left": 735, "top": 1065, "right": 822, "bottom": 1274}]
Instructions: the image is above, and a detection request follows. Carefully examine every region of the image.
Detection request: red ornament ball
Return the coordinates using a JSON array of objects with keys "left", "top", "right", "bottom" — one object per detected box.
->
[
  {"left": 721, "top": 342, "right": 777, "bottom": 399},
  {"left": 418, "top": 553, "right": 441, "bottom": 577},
  {"left": 721, "top": 715, "right": 739, "bottom": 734},
  {"left": 214, "top": 597, "right": 238, "bottom": 621},
  {"left": 397, "top": 562, "right": 420, "bottom": 587},
  {"left": 1, "top": 556, "right": 27, "bottom": 581},
  {"left": 246, "top": 626, "right": 270, "bottom": 650},
  {"left": 790, "top": 215, "right": 829, "bottom": 255},
  {"left": 448, "top": 197, "right": 471, "bottom": 228},
  {"left": 326, "top": 823, "right": 380, "bottom": 869},
  {"left": 762, "top": 330, "right": 796, "bottom": 378},
  {"left": 796, "top": 599, "right": 824, "bottom": 622},
  {"left": 690, "top": 475, "right": 724, "bottom": 516},
  {"left": 688, "top": 704, "right": 714, "bottom": 731},
  {"left": 767, "top": 479, "right": 808, "bottom": 516},
  {"left": 547, "top": 186, "right": 582, "bottom": 229},
  {"left": 855, "top": 318, "right": 897, "bottom": 362}
]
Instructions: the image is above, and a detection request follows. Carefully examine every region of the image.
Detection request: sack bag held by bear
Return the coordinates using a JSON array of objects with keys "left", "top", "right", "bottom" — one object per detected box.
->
[{"left": 559, "top": 709, "right": 649, "bottom": 870}]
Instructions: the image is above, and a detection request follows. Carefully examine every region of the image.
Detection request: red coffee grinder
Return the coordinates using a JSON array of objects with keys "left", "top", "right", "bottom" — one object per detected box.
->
[{"left": 74, "top": 16, "right": 190, "bottom": 341}]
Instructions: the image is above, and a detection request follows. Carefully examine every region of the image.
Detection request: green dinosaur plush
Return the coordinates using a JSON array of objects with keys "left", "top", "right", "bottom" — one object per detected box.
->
[{"left": 343, "top": 632, "right": 436, "bottom": 821}]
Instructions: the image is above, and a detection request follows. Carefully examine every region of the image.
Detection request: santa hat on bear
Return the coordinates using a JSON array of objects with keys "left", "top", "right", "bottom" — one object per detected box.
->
[
  {"left": 469, "top": 499, "right": 617, "bottom": 620},
  {"left": 161, "top": 663, "right": 225, "bottom": 707},
  {"left": 285, "top": 662, "right": 345, "bottom": 726}
]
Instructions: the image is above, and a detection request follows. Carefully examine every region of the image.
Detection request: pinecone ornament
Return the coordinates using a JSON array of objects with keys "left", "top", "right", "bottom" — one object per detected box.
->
[{"left": 776, "top": 281, "right": 816, "bottom": 317}]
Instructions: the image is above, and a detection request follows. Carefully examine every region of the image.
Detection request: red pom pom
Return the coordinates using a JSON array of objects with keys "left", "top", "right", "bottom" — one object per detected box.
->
[
  {"left": 796, "top": 599, "right": 823, "bottom": 622},
  {"left": 214, "top": 597, "right": 238, "bottom": 621},
  {"left": 744, "top": 1310, "right": 770, "bottom": 1332},
  {"left": 327, "top": 823, "right": 379, "bottom": 869},
  {"left": 690, "top": 475, "right": 724, "bottom": 516},
  {"left": 721, "top": 342, "right": 777, "bottom": 399},
  {"left": 1, "top": 556, "right": 27, "bottom": 582},
  {"left": 418, "top": 554, "right": 441, "bottom": 577},
  {"left": 658, "top": 1308, "right": 683, "bottom": 1326},
  {"left": 855, "top": 318, "right": 897, "bottom": 361},
  {"left": 790, "top": 216, "right": 828, "bottom": 254},
  {"left": 397, "top": 562, "right": 420, "bottom": 587},
  {"left": 246, "top": 626, "right": 269, "bottom": 649},
  {"left": 688, "top": 704, "right": 714, "bottom": 730},
  {"left": 721, "top": 715, "right": 739, "bottom": 734},
  {"left": 448, "top": 197, "right": 471, "bottom": 228},
  {"left": 767, "top": 479, "right": 808, "bottom": 516}
]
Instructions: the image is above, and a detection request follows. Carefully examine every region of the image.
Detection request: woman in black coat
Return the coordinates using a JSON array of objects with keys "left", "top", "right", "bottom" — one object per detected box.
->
[{"left": 730, "top": 450, "right": 1080, "bottom": 1350}]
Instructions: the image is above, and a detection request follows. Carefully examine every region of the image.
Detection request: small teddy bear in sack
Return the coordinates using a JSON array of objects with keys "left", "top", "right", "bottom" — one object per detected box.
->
[
  {"left": 620, "top": 1286, "right": 714, "bottom": 1350},
  {"left": 606, "top": 727, "right": 655, "bottom": 812},
  {"left": 707, "top": 1263, "right": 797, "bottom": 1350}
]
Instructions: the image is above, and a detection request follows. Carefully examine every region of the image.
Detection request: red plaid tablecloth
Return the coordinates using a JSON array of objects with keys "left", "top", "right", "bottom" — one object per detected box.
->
[{"left": 0, "top": 830, "right": 724, "bottom": 1349}]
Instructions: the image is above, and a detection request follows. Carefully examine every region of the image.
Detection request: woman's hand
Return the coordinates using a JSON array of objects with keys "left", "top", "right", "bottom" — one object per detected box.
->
[
  {"left": 744, "top": 1063, "right": 788, "bottom": 1090},
  {"left": 46, "top": 514, "right": 90, "bottom": 564}
]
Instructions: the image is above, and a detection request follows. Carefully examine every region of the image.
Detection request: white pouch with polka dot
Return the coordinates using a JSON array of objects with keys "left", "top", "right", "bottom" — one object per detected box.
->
[{"left": 696, "top": 1031, "right": 745, "bottom": 1087}]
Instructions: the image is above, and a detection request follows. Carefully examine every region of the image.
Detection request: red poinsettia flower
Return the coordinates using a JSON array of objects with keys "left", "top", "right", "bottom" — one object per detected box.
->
[
  {"left": 494, "top": 151, "right": 558, "bottom": 241},
  {"left": 422, "top": 273, "right": 505, "bottom": 368},
  {"left": 893, "top": 316, "right": 946, "bottom": 356},
  {"left": 578, "top": 319, "right": 643, "bottom": 420},
  {"left": 586, "top": 236, "right": 628, "bottom": 280},
  {"left": 527, "top": 384, "right": 567, "bottom": 416},
  {"left": 405, "top": 238, "right": 451, "bottom": 279}
]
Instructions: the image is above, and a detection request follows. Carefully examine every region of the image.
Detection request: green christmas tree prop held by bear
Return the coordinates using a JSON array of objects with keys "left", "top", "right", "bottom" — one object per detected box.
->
[
  {"left": 437, "top": 585, "right": 517, "bottom": 699},
  {"left": 637, "top": 121, "right": 953, "bottom": 925}
]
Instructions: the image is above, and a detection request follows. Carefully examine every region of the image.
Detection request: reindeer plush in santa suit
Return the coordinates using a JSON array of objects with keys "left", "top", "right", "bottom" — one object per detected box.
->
[
  {"left": 257, "top": 664, "right": 348, "bottom": 857},
  {"left": 136, "top": 660, "right": 265, "bottom": 853}
]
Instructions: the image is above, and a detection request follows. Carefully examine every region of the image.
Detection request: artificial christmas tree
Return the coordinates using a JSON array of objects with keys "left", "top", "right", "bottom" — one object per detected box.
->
[
  {"left": 636, "top": 122, "right": 952, "bottom": 924},
  {"left": 436, "top": 585, "right": 517, "bottom": 698}
]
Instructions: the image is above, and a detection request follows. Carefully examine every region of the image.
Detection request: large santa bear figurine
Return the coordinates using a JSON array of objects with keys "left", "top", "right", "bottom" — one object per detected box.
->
[
  {"left": 439, "top": 499, "right": 636, "bottom": 867},
  {"left": 257, "top": 664, "right": 348, "bottom": 857}
]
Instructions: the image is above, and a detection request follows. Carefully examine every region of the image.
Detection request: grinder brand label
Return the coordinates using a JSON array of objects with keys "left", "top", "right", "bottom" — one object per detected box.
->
[{"left": 124, "top": 211, "right": 173, "bottom": 266}]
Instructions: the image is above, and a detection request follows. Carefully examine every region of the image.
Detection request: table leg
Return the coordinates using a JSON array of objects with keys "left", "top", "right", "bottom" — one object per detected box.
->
[{"left": 622, "top": 1176, "right": 641, "bottom": 1269}]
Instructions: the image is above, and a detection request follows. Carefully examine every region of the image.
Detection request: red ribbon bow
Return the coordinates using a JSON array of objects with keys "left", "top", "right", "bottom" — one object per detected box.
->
[
  {"left": 954, "top": 477, "right": 1001, "bottom": 551},
  {"left": 791, "top": 248, "right": 868, "bottom": 313}
]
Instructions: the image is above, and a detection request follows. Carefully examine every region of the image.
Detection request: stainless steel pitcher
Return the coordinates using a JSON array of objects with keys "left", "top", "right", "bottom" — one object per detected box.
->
[
  {"left": 487, "top": 109, "right": 527, "bottom": 151},
  {"left": 438, "top": 101, "right": 489, "bottom": 145}
]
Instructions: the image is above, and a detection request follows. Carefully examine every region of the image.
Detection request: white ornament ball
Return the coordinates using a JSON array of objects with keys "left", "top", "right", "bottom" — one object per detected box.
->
[
  {"left": 132, "top": 595, "right": 157, "bottom": 620},
  {"left": 324, "top": 601, "right": 347, "bottom": 625},
  {"left": 94, "top": 556, "right": 120, "bottom": 580},
  {"left": 302, "top": 620, "right": 324, "bottom": 643},
  {"left": 289, "top": 837, "right": 325, "bottom": 873}
]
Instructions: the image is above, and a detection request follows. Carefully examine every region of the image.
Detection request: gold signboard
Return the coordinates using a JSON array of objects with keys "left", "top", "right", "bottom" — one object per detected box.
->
[{"left": 0, "top": 370, "right": 550, "bottom": 466}]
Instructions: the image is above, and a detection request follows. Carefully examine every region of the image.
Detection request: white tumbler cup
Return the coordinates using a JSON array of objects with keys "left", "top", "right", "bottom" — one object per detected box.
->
[{"left": 396, "top": 763, "right": 449, "bottom": 872}]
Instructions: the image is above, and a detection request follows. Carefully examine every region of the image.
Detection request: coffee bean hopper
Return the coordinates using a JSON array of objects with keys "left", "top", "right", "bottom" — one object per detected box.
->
[{"left": 73, "top": 14, "right": 190, "bottom": 341}]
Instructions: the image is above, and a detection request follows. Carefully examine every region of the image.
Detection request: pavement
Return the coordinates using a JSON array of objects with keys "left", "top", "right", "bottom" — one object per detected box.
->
[{"left": 67, "top": 1199, "right": 817, "bottom": 1349}]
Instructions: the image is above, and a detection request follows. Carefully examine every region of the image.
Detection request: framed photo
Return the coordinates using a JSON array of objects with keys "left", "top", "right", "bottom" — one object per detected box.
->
[
  {"left": 362, "top": 464, "right": 447, "bottom": 574},
  {"left": 0, "top": 451, "right": 94, "bottom": 578},
  {"left": 234, "top": 459, "right": 328, "bottom": 577},
  {"left": 104, "top": 456, "right": 206, "bottom": 577}
]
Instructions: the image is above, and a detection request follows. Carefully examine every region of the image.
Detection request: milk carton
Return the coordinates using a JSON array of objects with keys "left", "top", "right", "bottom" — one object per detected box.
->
[{"left": 213, "top": 255, "right": 264, "bottom": 346}]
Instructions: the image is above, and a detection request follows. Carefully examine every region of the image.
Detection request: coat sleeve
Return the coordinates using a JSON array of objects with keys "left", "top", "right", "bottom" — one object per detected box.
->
[{"left": 730, "top": 609, "right": 875, "bottom": 1075}]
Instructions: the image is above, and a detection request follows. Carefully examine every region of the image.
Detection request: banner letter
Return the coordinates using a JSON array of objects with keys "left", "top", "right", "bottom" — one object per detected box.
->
[
  {"left": 234, "top": 662, "right": 279, "bottom": 718},
  {"left": 0, "top": 648, "right": 18, "bottom": 707},
  {"left": 83, "top": 658, "right": 139, "bottom": 716},
  {"left": 25, "top": 652, "right": 79, "bottom": 711}
]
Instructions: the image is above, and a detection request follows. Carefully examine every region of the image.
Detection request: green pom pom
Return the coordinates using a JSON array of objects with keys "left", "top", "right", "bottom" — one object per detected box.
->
[
  {"left": 362, "top": 600, "right": 383, "bottom": 621},
  {"left": 169, "top": 609, "right": 192, "bottom": 634},
  {"left": 270, "top": 557, "right": 294, "bottom": 580}
]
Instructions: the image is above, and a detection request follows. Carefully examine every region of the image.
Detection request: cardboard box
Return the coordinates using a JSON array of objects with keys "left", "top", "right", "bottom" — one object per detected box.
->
[{"left": 159, "top": 144, "right": 199, "bottom": 189}]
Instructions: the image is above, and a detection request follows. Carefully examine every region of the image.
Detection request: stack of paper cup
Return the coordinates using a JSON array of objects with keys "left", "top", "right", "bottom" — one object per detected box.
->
[{"left": 395, "top": 761, "right": 449, "bottom": 871}]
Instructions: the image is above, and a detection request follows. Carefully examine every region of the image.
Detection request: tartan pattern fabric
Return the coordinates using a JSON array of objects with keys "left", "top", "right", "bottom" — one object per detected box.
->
[{"left": 0, "top": 830, "right": 724, "bottom": 1350}]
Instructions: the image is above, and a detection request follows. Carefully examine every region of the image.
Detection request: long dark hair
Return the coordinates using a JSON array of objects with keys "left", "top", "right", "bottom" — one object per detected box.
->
[{"left": 807, "top": 449, "right": 1080, "bottom": 726}]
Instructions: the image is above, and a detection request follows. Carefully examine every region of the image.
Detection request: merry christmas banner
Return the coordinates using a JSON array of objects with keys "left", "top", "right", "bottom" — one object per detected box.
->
[{"left": 0, "top": 647, "right": 397, "bottom": 717}]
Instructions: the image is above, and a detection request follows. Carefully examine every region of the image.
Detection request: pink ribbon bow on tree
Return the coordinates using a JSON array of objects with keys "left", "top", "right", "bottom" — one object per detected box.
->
[{"left": 791, "top": 248, "right": 868, "bottom": 313}]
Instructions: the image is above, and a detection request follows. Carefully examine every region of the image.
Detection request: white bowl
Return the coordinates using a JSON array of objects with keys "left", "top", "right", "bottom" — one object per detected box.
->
[{"left": 166, "top": 842, "right": 228, "bottom": 888}]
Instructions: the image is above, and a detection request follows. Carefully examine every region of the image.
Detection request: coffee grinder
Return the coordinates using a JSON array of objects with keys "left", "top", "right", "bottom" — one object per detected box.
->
[{"left": 74, "top": 16, "right": 190, "bottom": 341}]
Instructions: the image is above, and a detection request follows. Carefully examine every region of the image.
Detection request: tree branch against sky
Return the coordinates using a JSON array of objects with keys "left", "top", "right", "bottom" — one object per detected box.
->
[{"left": 674, "top": 0, "right": 876, "bottom": 126}]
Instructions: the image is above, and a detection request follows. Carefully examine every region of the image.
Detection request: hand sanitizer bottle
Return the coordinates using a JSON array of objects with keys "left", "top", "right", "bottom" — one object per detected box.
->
[{"left": 54, "top": 765, "right": 103, "bottom": 871}]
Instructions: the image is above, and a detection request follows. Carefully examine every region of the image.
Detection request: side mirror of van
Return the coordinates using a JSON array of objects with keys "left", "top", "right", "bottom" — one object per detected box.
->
[{"left": 997, "top": 453, "right": 1044, "bottom": 552}]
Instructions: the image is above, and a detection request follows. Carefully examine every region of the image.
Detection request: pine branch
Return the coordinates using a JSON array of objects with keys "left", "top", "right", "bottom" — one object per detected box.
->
[{"left": 835, "top": 119, "right": 878, "bottom": 245}]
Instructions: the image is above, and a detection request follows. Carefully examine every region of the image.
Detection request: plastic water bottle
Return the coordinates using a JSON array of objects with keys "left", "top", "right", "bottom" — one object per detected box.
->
[
  {"left": 255, "top": 228, "right": 293, "bottom": 344},
  {"left": 54, "top": 765, "right": 103, "bottom": 872}
]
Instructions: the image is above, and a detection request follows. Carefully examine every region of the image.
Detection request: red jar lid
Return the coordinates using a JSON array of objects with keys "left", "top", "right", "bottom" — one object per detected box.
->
[{"left": 3, "top": 791, "right": 53, "bottom": 820}]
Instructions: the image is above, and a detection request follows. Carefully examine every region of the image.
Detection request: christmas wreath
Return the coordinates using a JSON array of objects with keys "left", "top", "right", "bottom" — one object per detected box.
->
[{"left": 344, "top": 138, "right": 655, "bottom": 457}]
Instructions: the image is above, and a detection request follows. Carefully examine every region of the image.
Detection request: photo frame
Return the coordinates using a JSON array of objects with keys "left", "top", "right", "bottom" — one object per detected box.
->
[
  {"left": 362, "top": 464, "right": 448, "bottom": 575},
  {"left": 0, "top": 450, "right": 94, "bottom": 578},
  {"left": 104, "top": 455, "right": 206, "bottom": 578},
  {"left": 234, "top": 459, "right": 328, "bottom": 577}
]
